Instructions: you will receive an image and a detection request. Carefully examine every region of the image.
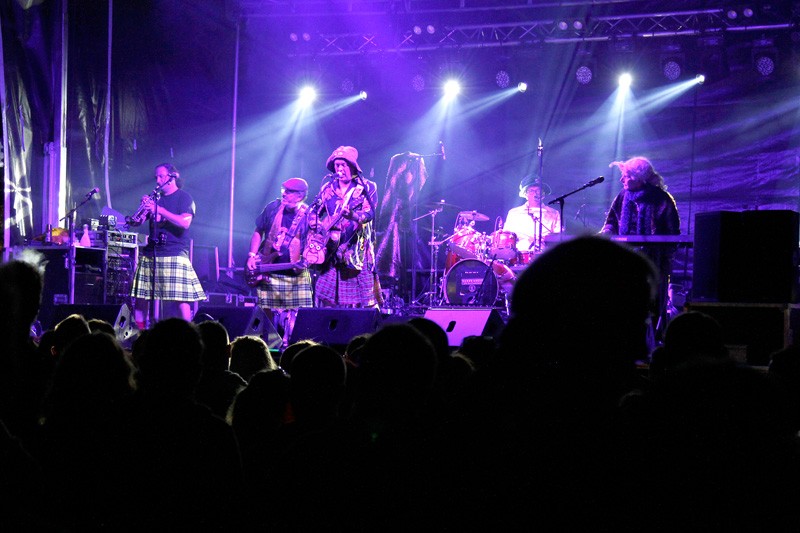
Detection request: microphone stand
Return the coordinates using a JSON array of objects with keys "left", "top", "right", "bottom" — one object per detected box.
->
[
  {"left": 547, "top": 177, "right": 605, "bottom": 233},
  {"left": 145, "top": 176, "right": 173, "bottom": 329},
  {"left": 60, "top": 190, "right": 97, "bottom": 304},
  {"left": 474, "top": 255, "right": 496, "bottom": 307},
  {"left": 535, "top": 138, "right": 545, "bottom": 252}
]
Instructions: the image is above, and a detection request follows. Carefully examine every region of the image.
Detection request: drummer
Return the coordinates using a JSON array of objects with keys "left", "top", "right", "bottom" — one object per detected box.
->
[{"left": 503, "top": 175, "right": 561, "bottom": 253}]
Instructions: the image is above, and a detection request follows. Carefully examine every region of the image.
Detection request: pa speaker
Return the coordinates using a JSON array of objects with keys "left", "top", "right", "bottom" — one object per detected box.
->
[
  {"left": 288, "top": 307, "right": 381, "bottom": 348},
  {"left": 48, "top": 303, "right": 138, "bottom": 347},
  {"left": 694, "top": 210, "right": 799, "bottom": 303},
  {"left": 194, "top": 305, "right": 281, "bottom": 349},
  {"left": 423, "top": 307, "right": 505, "bottom": 348}
]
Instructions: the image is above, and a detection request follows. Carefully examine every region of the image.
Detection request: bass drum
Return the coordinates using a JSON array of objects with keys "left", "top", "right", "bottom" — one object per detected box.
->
[{"left": 444, "top": 259, "right": 516, "bottom": 306}]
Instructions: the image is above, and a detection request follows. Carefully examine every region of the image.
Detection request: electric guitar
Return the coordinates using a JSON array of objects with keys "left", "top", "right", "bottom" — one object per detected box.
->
[
  {"left": 245, "top": 252, "right": 305, "bottom": 287},
  {"left": 303, "top": 188, "right": 366, "bottom": 265}
]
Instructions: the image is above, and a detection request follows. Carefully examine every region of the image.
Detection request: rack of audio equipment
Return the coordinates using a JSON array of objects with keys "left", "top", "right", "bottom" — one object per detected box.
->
[{"left": 85, "top": 229, "right": 139, "bottom": 305}]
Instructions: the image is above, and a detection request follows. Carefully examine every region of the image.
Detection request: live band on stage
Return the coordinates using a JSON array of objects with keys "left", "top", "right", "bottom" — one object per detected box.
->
[{"left": 23, "top": 148, "right": 690, "bottom": 347}]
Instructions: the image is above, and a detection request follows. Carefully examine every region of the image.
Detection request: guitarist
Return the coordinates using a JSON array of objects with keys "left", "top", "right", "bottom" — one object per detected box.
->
[
  {"left": 310, "top": 146, "right": 381, "bottom": 308},
  {"left": 246, "top": 177, "right": 313, "bottom": 347}
]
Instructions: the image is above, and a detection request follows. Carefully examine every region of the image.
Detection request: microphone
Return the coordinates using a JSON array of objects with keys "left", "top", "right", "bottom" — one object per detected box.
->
[
  {"left": 85, "top": 187, "right": 100, "bottom": 199},
  {"left": 168, "top": 172, "right": 178, "bottom": 178},
  {"left": 537, "top": 138, "right": 543, "bottom": 156},
  {"left": 439, "top": 141, "right": 446, "bottom": 161},
  {"left": 586, "top": 176, "right": 604, "bottom": 187}
]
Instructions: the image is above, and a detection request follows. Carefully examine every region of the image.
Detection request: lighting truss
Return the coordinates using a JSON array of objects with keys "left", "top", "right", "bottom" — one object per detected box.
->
[{"left": 275, "top": 8, "right": 794, "bottom": 57}]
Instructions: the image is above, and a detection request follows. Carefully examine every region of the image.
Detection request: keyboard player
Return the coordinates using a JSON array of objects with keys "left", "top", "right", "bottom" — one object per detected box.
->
[{"left": 600, "top": 157, "right": 680, "bottom": 342}]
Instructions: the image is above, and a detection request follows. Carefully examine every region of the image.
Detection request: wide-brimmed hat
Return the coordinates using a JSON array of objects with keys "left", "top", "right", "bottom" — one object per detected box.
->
[
  {"left": 282, "top": 177, "right": 308, "bottom": 193},
  {"left": 519, "top": 175, "right": 552, "bottom": 198},
  {"left": 326, "top": 145, "right": 363, "bottom": 174}
]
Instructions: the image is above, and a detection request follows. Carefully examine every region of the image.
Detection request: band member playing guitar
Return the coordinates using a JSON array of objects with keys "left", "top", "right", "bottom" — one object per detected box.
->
[
  {"left": 308, "top": 146, "right": 381, "bottom": 308},
  {"left": 246, "top": 177, "right": 313, "bottom": 347}
]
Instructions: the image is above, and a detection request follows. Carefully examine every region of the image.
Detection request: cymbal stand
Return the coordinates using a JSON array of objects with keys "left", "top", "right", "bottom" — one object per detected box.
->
[{"left": 412, "top": 206, "right": 445, "bottom": 307}]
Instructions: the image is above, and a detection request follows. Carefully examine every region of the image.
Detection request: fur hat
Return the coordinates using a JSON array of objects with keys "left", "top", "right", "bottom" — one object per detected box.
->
[
  {"left": 282, "top": 177, "right": 308, "bottom": 193},
  {"left": 326, "top": 146, "right": 362, "bottom": 174},
  {"left": 518, "top": 175, "right": 552, "bottom": 198}
]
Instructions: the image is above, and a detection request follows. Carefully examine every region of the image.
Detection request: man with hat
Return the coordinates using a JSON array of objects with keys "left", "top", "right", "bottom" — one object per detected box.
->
[
  {"left": 247, "top": 177, "right": 313, "bottom": 346},
  {"left": 309, "top": 145, "right": 381, "bottom": 308},
  {"left": 503, "top": 175, "right": 561, "bottom": 255}
]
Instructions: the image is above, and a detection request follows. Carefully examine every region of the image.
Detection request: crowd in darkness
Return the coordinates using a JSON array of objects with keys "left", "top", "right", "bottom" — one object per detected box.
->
[{"left": 2, "top": 236, "right": 800, "bottom": 530}]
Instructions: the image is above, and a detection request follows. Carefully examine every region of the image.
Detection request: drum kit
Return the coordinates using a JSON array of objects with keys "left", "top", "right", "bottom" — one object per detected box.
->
[{"left": 421, "top": 205, "right": 542, "bottom": 308}]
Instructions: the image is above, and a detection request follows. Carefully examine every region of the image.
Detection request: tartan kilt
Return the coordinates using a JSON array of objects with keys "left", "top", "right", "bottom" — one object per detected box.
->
[
  {"left": 131, "top": 255, "right": 207, "bottom": 302},
  {"left": 256, "top": 270, "right": 313, "bottom": 309},
  {"left": 314, "top": 265, "right": 380, "bottom": 307}
]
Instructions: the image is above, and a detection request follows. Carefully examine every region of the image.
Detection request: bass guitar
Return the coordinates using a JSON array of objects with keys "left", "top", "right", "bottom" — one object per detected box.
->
[{"left": 245, "top": 252, "right": 305, "bottom": 287}]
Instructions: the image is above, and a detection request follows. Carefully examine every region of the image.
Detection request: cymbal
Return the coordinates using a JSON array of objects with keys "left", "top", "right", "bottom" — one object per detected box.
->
[
  {"left": 425, "top": 201, "right": 463, "bottom": 210},
  {"left": 458, "top": 210, "right": 489, "bottom": 222}
]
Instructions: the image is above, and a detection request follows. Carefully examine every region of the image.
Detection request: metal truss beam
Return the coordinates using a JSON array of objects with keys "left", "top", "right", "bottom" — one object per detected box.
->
[{"left": 278, "top": 7, "right": 796, "bottom": 57}]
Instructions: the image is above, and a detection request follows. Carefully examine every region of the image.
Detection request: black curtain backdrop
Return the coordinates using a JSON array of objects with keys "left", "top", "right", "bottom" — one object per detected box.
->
[{"left": 3, "top": 1, "right": 799, "bottom": 288}]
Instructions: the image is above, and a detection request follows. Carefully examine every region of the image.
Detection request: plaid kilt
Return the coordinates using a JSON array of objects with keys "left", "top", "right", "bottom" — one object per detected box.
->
[
  {"left": 256, "top": 270, "right": 313, "bottom": 309},
  {"left": 131, "top": 255, "right": 207, "bottom": 302},
  {"left": 314, "top": 265, "right": 380, "bottom": 307}
]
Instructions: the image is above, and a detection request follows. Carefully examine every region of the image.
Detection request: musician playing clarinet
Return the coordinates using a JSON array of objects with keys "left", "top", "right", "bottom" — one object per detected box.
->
[
  {"left": 246, "top": 177, "right": 313, "bottom": 347},
  {"left": 308, "top": 146, "right": 381, "bottom": 308},
  {"left": 601, "top": 156, "right": 680, "bottom": 340},
  {"left": 130, "top": 163, "right": 206, "bottom": 327}
]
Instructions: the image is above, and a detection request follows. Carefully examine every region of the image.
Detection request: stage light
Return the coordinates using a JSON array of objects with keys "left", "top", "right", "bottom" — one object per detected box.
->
[
  {"left": 754, "top": 54, "right": 775, "bottom": 76},
  {"left": 743, "top": 8, "right": 753, "bottom": 17},
  {"left": 289, "top": 33, "right": 298, "bottom": 42},
  {"left": 517, "top": 82, "right": 528, "bottom": 93},
  {"left": 495, "top": 70, "right": 511, "bottom": 89},
  {"left": 696, "top": 74, "right": 706, "bottom": 84},
  {"left": 576, "top": 65, "right": 593, "bottom": 85},
  {"left": 573, "top": 20, "right": 584, "bottom": 30},
  {"left": 557, "top": 21, "right": 568, "bottom": 31},
  {"left": 359, "top": 90, "right": 368, "bottom": 101},
  {"left": 413, "top": 25, "right": 422, "bottom": 35},
  {"left": 298, "top": 86, "right": 317, "bottom": 106},
  {"left": 443, "top": 79, "right": 461, "bottom": 99},
  {"left": 663, "top": 59, "right": 682, "bottom": 81},
  {"left": 302, "top": 32, "right": 311, "bottom": 42},
  {"left": 411, "top": 74, "right": 426, "bottom": 92},
  {"left": 727, "top": 10, "right": 738, "bottom": 19},
  {"left": 752, "top": 38, "right": 777, "bottom": 78},
  {"left": 618, "top": 73, "right": 633, "bottom": 87},
  {"left": 426, "top": 25, "right": 436, "bottom": 34}
]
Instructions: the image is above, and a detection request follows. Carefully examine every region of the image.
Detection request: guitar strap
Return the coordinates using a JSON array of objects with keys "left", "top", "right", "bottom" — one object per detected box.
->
[{"left": 266, "top": 202, "right": 308, "bottom": 262}]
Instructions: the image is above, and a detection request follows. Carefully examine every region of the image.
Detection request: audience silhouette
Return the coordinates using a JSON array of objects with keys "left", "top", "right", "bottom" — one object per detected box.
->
[{"left": 2, "top": 234, "right": 800, "bottom": 530}]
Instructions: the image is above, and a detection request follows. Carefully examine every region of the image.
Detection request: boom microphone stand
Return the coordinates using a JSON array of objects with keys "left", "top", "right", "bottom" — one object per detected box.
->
[
  {"left": 60, "top": 188, "right": 99, "bottom": 304},
  {"left": 547, "top": 176, "right": 605, "bottom": 233}
]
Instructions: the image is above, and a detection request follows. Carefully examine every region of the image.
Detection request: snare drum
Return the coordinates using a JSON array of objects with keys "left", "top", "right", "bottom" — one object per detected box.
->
[
  {"left": 517, "top": 250, "right": 542, "bottom": 266},
  {"left": 490, "top": 230, "right": 517, "bottom": 261}
]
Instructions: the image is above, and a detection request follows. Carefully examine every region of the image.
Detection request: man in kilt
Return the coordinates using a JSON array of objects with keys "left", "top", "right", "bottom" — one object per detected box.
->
[
  {"left": 131, "top": 163, "right": 207, "bottom": 327},
  {"left": 310, "top": 146, "right": 381, "bottom": 308},
  {"left": 246, "top": 177, "right": 313, "bottom": 347}
]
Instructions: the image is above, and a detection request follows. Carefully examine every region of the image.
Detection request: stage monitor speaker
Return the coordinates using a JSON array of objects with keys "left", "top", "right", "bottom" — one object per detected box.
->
[
  {"left": 48, "top": 303, "right": 138, "bottom": 347},
  {"left": 288, "top": 307, "right": 381, "bottom": 348},
  {"left": 194, "top": 305, "right": 281, "bottom": 349},
  {"left": 423, "top": 307, "right": 505, "bottom": 348},
  {"left": 693, "top": 210, "right": 799, "bottom": 303},
  {"left": 191, "top": 242, "right": 220, "bottom": 285}
]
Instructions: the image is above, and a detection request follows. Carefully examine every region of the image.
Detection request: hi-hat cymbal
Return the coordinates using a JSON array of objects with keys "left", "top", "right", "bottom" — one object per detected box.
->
[{"left": 458, "top": 210, "right": 489, "bottom": 222}]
